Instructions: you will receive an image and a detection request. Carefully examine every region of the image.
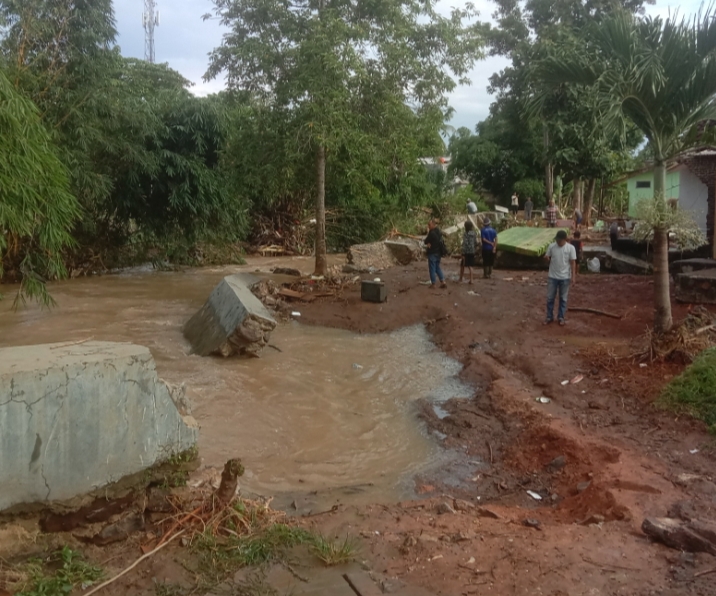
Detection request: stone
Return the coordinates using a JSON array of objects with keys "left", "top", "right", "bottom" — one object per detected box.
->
[
  {"left": 183, "top": 273, "right": 277, "bottom": 357},
  {"left": 576, "top": 481, "right": 592, "bottom": 493},
  {"left": 522, "top": 518, "right": 541, "bottom": 529},
  {"left": 642, "top": 517, "right": 716, "bottom": 555},
  {"left": 89, "top": 512, "right": 145, "bottom": 546},
  {"left": 0, "top": 341, "right": 197, "bottom": 512},
  {"left": 437, "top": 501, "right": 456, "bottom": 515},
  {"left": 676, "top": 269, "right": 716, "bottom": 304},
  {"left": 580, "top": 514, "right": 606, "bottom": 526},
  {"left": 546, "top": 455, "right": 567, "bottom": 472},
  {"left": 476, "top": 506, "right": 501, "bottom": 519},
  {"left": 667, "top": 500, "right": 698, "bottom": 522},
  {"left": 145, "top": 487, "right": 174, "bottom": 513}
]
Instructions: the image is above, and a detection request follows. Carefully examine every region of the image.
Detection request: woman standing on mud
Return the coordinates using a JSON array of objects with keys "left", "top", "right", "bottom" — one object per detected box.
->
[
  {"left": 459, "top": 220, "right": 477, "bottom": 284},
  {"left": 424, "top": 219, "right": 447, "bottom": 289}
]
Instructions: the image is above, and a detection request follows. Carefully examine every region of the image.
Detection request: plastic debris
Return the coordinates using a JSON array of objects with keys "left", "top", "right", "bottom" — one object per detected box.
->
[
  {"left": 570, "top": 375, "right": 584, "bottom": 384},
  {"left": 526, "top": 490, "right": 543, "bottom": 501},
  {"left": 352, "top": 363, "right": 363, "bottom": 370},
  {"left": 291, "top": 312, "right": 301, "bottom": 317},
  {"left": 535, "top": 397, "right": 551, "bottom": 404},
  {"left": 690, "top": 449, "right": 699, "bottom": 454},
  {"left": 561, "top": 380, "right": 569, "bottom": 386}
]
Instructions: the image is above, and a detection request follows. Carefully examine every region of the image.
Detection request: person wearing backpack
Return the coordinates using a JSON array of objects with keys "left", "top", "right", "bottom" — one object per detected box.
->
[{"left": 424, "top": 219, "right": 447, "bottom": 289}]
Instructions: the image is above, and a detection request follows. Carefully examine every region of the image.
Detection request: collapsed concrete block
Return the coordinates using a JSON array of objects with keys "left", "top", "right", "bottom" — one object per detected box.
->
[
  {"left": 184, "top": 273, "right": 277, "bottom": 357},
  {"left": 676, "top": 269, "right": 716, "bottom": 304},
  {"left": 0, "top": 341, "right": 198, "bottom": 512},
  {"left": 384, "top": 240, "right": 422, "bottom": 265},
  {"left": 347, "top": 242, "right": 396, "bottom": 271}
]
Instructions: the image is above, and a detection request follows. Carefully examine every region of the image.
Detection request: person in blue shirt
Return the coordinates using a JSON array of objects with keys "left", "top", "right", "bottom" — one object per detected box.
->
[{"left": 480, "top": 218, "right": 498, "bottom": 279}]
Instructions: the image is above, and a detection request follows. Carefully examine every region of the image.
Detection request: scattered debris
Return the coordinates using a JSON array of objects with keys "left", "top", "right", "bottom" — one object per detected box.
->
[
  {"left": 570, "top": 375, "right": 584, "bottom": 384},
  {"left": 522, "top": 518, "right": 542, "bottom": 530},
  {"left": 526, "top": 490, "right": 543, "bottom": 501},
  {"left": 570, "top": 307, "right": 622, "bottom": 319},
  {"left": 642, "top": 517, "right": 716, "bottom": 555},
  {"left": 536, "top": 397, "right": 551, "bottom": 404},
  {"left": 437, "top": 501, "right": 457, "bottom": 515}
]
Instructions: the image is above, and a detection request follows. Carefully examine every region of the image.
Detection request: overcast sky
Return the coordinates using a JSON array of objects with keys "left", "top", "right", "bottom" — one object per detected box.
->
[{"left": 115, "top": 0, "right": 705, "bottom": 131}]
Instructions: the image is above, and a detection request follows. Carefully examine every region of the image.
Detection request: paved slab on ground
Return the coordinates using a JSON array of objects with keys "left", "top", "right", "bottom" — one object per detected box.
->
[{"left": 498, "top": 227, "right": 567, "bottom": 257}]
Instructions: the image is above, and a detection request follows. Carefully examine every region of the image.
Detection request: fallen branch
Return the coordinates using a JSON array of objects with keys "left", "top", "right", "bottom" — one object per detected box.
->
[
  {"left": 695, "top": 324, "right": 716, "bottom": 336},
  {"left": 84, "top": 530, "right": 185, "bottom": 596},
  {"left": 569, "top": 307, "right": 622, "bottom": 319},
  {"left": 695, "top": 567, "right": 716, "bottom": 578},
  {"left": 486, "top": 441, "right": 494, "bottom": 465}
]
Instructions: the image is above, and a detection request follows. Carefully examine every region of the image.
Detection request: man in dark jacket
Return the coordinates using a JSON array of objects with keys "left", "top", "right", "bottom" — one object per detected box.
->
[{"left": 424, "top": 219, "right": 447, "bottom": 288}]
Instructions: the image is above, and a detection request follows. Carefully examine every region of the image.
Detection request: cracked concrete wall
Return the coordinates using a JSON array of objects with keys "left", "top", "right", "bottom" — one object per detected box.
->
[{"left": 0, "top": 341, "right": 198, "bottom": 511}]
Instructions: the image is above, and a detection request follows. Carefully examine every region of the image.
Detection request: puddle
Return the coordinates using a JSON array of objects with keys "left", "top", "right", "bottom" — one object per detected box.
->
[{"left": 0, "top": 259, "right": 473, "bottom": 504}]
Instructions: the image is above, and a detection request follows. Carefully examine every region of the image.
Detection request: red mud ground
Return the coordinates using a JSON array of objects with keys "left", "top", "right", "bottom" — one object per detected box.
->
[{"left": 2, "top": 262, "right": 716, "bottom": 596}]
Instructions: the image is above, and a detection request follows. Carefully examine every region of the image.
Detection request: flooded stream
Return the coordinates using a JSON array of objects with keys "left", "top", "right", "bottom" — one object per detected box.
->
[{"left": 0, "top": 258, "right": 473, "bottom": 504}]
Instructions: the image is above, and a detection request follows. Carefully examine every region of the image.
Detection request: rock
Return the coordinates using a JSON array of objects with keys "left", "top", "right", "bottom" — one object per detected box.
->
[
  {"left": 668, "top": 501, "right": 698, "bottom": 522},
  {"left": 580, "top": 514, "right": 605, "bottom": 526},
  {"left": 89, "top": 512, "right": 145, "bottom": 546},
  {"left": 453, "top": 499, "right": 475, "bottom": 512},
  {"left": 576, "top": 481, "right": 592, "bottom": 493},
  {"left": 145, "top": 487, "right": 173, "bottom": 513},
  {"left": 183, "top": 274, "right": 277, "bottom": 357},
  {"left": 476, "top": 506, "right": 501, "bottom": 519},
  {"left": 0, "top": 341, "right": 197, "bottom": 512},
  {"left": 523, "top": 518, "right": 541, "bottom": 530},
  {"left": 642, "top": 517, "right": 716, "bottom": 555},
  {"left": 437, "top": 501, "right": 456, "bottom": 515},
  {"left": 546, "top": 455, "right": 567, "bottom": 472}
]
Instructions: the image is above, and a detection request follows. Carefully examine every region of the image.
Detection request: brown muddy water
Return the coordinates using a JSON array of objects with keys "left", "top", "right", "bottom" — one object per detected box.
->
[{"left": 0, "top": 257, "right": 473, "bottom": 505}]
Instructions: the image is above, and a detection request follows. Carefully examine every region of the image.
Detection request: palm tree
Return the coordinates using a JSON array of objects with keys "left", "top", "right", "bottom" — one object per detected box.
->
[{"left": 538, "top": 6, "right": 716, "bottom": 333}]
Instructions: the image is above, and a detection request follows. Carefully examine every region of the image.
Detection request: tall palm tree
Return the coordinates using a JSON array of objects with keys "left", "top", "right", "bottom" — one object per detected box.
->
[{"left": 538, "top": 6, "right": 716, "bottom": 332}]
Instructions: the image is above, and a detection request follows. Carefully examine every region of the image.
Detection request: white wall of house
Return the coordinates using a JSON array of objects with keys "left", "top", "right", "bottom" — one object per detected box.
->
[{"left": 676, "top": 164, "right": 709, "bottom": 234}]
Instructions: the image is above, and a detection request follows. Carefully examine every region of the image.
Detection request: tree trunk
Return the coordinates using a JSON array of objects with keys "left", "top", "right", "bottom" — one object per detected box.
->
[
  {"left": 584, "top": 178, "right": 596, "bottom": 228},
  {"left": 572, "top": 177, "right": 583, "bottom": 211},
  {"left": 544, "top": 125, "right": 553, "bottom": 202},
  {"left": 653, "top": 159, "right": 672, "bottom": 333},
  {"left": 313, "top": 144, "right": 328, "bottom": 277}
]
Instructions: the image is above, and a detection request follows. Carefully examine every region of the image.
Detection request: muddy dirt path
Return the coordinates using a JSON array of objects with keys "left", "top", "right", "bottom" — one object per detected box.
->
[{"left": 2, "top": 257, "right": 715, "bottom": 596}]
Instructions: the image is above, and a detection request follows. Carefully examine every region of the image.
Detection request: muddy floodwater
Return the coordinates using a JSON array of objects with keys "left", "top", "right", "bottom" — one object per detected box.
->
[{"left": 0, "top": 258, "right": 473, "bottom": 504}]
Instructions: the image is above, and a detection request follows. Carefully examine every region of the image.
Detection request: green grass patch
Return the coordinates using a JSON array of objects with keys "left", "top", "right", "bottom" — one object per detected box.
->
[
  {"left": 659, "top": 347, "right": 716, "bottom": 432},
  {"left": 311, "top": 534, "right": 358, "bottom": 566},
  {"left": 17, "top": 546, "right": 103, "bottom": 596}
]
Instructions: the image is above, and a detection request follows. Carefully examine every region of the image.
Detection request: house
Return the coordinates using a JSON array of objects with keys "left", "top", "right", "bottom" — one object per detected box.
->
[{"left": 622, "top": 147, "right": 716, "bottom": 258}]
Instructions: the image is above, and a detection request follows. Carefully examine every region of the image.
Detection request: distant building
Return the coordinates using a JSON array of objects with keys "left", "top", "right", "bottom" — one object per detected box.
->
[{"left": 418, "top": 156, "right": 469, "bottom": 194}]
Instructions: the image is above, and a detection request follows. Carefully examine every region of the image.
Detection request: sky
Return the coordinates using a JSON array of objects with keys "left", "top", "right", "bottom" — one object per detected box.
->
[{"left": 115, "top": 0, "right": 705, "bottom": 131}]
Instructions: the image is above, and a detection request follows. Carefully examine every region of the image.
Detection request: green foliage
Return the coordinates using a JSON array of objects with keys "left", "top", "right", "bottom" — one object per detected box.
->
[
  {"left": 632, "top": 197, "right": 706, "bottom": 250},
  {"left": 660, "top": 347, "right": 716, "bottom": 433},
  {"left": 311, "top": 534, "right": 359, "bottom": 566},
  {"left": 514, "top": 179, "right": 546, "bottom": 207},
  {"left": 18, "top": 546, "right": 103, "bottom": 596},
  {"left": 0, "top": 69, "right": 79, "bottom": 305}
]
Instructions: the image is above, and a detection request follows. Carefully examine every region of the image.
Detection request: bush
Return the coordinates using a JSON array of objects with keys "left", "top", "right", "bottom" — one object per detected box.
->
[{"left": 659, "top": 347, "right": 716, "bottom": 433}]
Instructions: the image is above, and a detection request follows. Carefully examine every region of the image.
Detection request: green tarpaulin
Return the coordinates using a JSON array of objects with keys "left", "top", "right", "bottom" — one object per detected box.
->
[{"left": 497, "top": 227, "right": 569, "bottom": 257}]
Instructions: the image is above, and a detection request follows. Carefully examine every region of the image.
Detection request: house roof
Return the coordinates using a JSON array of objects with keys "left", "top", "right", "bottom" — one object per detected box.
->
[{"left": 610, "top": 145, "right": 716, "bottom": 187}]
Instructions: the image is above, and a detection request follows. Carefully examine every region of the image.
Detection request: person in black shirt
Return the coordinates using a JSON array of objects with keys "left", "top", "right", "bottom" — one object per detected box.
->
[{"left": 424, "top": 219, "right": 447, "bottom": 289}]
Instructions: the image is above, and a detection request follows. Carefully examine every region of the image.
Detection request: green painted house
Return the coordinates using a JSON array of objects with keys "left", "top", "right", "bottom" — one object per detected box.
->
[{"left": 625, "top": 163, "right": 709, "bottom": 234}]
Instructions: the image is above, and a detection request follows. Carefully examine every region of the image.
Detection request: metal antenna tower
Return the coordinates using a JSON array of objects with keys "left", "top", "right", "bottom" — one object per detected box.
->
[{"left": 143, "top": 0, "right": 160, "bottom": 63}]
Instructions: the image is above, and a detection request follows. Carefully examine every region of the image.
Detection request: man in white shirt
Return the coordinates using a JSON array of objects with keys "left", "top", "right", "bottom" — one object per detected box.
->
[
  {"left": 544, "top": 230, "right": 577, "bottom": 326},
  {"left": 466, "top": 199, "right": 478, "bottom": 214}
]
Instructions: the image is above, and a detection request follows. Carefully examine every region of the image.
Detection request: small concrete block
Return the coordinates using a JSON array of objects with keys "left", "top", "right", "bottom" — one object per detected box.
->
[
  {"left": 676, "top": 269, "right": 716, "bottom": 304},
  {"left": 0, "top": 341, "right": 197, "bottom": 511},
  {"left": 183, "top": 274, "right": 277, "bottom": 357}
]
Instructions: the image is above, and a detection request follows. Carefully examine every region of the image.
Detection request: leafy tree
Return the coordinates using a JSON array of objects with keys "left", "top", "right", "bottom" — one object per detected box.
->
[
  {"left": 540, "top": 7, "right": 716, "bottom": 332},
  {"left": 205, "top": 0, "right": 483, "bottom": 274},
  {"left": 0, "top": 69, "right": 79, "bottom": 305}
]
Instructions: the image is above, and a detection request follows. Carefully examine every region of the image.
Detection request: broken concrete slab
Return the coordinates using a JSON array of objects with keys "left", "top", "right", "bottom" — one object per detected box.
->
[
  {"left": 0, "top": 341, "right": 198, "bottom": 512},
  {"left": 582, "top": 246, "right": 653, "bottom": 275},
  {"left": 676, "top": 269, "right": 716, "bottom": 304},
  {"left": 184, "top": 273, "right": 277, "bottom": 357},
  {"left": 384, "top": 239, "right": 422, "bottom": 265},
  {"left": 347, "top": 242, "right": 396, "bottom": 271},
  {"left": 672, "top": 258, "right": 716, "bottom": 276}
]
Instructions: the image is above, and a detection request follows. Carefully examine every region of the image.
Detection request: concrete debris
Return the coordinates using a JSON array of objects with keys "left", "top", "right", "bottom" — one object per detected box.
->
[
  {"left": 0, "top": 341, "right": 198, "bottom": 512},
  {"left": 437, "top": 501, "right": 457, "bottom": 515},
  {"left": 184, "top": 273, "right": 277, "bottom": 358},
  {"left": 347, "top": 239, "right": 422, "bottom": 271},
  {"left": 546, "top": 455, "right": 567, "bottom": 472},
  {"left": 676, "top": 269, "right": 716, "bottom": 304}
]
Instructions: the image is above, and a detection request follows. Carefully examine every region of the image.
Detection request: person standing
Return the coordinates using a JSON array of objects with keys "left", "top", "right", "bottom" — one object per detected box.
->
[
  {"left": 424, "top": 219, "right": 447, "bottom": 289},
  {"left": 511, "top": 192, "right": 519, "bottom": 216},
  {"left": 459, "top": 220, "right": 477, "bottom": 284},
  {"left": 609, "top": 221, "right": 620, "bottom": 250},
  {"left": 570, "top": 230, "right": 583, "bottom": 276},
  {"left": 524, "top": 196, "right": 534, "bottom": 221},
  {"left": 480, "top": 218, "right": 498, "bottom": 279},
  {"left": 544, "top": 230, "right": 577, "bottom": 326},
  {"left": 574, "top": 207, "right": 583, "bottom": 230},
  {"left": 546, "top": 199, "right": 558, "bottom": 228}
]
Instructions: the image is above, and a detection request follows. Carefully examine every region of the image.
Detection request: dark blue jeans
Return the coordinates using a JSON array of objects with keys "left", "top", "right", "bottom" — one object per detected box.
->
[
  {"left": 546, "top": 277, "right": 571, "bottom": 322},
  {"left": 428, "top": 253, "right": 444, "bottom": 284}
]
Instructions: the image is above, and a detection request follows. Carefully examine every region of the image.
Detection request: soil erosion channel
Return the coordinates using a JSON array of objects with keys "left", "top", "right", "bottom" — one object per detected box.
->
[{"left": 0, "top": 259, "right": 471, "bottom": 504}]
